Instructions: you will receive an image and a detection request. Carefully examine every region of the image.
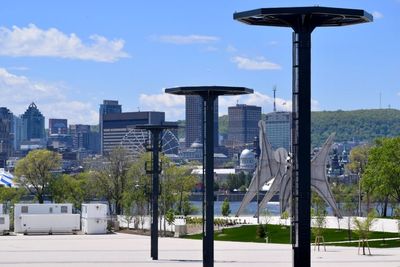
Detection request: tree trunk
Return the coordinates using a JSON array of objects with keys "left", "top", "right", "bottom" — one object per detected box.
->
[
  {"left": 115, "top": 201, "right": 121, "bottom": 215},
  {"left": 366, "top": 192, "right": 371, "bottom": 214},
  {"left": 383, "top": 196, "right": 389, "bottom": 217},
  {"left": 347, "top": 217, "right": 352, "bottom": 241}
]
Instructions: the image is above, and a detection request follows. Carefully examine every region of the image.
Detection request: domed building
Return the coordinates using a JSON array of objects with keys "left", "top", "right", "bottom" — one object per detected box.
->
[{"left": 238, "top": 148, "right": 256, "bottom": 173}]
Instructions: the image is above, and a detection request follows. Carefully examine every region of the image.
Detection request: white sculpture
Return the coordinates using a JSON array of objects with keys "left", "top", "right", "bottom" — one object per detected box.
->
[{"left": 236, "top": 121, "right": 342, "bottom": 218}]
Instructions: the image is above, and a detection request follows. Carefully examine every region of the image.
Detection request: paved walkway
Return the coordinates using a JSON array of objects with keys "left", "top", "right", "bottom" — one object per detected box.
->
[{"left": 0, "top": 233, "right": 399, "bottom": 267}]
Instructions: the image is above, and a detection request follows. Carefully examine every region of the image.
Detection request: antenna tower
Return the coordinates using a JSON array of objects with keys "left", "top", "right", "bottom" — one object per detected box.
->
[{"left": 273, "top": 86, "right": 277, "bottom": 112}]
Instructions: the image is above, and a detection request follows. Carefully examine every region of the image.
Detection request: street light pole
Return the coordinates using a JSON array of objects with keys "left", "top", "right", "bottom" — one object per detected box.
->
[
  {"left": 234, "top": 6, "right": 372, "bottom": 267},
  {"left": 134, "top": 123, "right": 178, "bottom": 261},
  {"left": 165, "top": 86, "right": 253, "bottom": 267}
]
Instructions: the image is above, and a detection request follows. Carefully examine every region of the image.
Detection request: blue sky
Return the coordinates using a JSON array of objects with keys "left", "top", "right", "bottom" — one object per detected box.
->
[{"left": 0, "top": 0, "right": 398, "bottom": 125}]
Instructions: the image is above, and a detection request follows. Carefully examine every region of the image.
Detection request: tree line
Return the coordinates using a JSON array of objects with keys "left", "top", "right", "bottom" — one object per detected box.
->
[
  {"left": 1, "top": 148, "right": 197, "bottom": 222},
  {"left": 342, "top": 136, "right": 400, "bottom": 218}
]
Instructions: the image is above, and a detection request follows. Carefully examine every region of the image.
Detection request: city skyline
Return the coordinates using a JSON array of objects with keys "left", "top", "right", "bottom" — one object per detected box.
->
[{"left": 0, "top": 0, "right": 398, "bottom": 125}]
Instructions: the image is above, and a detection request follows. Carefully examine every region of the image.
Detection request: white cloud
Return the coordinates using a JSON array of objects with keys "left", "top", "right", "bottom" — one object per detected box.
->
[
  {"left": 372, "top": 11, "right": 384, "bottom": 19},
  {"left": 0, "top": 68, "right": 98, "bottom": 125},
  {"left": 226, "top": 45, "right": 237, "bottom": 53},
  {"left": 232, "top": 56, "right": 281, "bottom": 70},
  {"left": 0, "top": 24, "right": 129, "bottom": 62},
  {"left": 138, "top": 89, "right": 321, "bottom": 120},
  {"left": 139, "top": 90, "right": 185, "bottom": 120},
  {"left": 154, "top": 34, "right": 219, "bottom": 45},
  {"left": 219, "top": 91, "right": 291, "bottom": 116}
]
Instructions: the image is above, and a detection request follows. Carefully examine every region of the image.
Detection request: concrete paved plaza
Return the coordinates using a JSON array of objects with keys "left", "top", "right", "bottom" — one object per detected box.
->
[{"left": 0, "top": 233, "right": 399, "bottom": 267}]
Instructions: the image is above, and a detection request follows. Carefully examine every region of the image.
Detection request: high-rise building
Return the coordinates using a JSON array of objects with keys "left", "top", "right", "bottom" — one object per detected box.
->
[
  {"left": 69, "top": 124, "right": 90, "bottom": 150},
  {"left": 185, "top": 95, "right": 218, "bottom": 148},
  {"left": 99, "top": 100, "right": 122, "bottom": 155},
  {"left": 265, "top": 111, "right": 291, "bottom": 151},
  {"left": 227, "top": 104, "right": 261, "bottom": 146},
  {"left": 12, "top": 115, "right": 23, "bottom": 151},
  {"left": 21, "top": 102, "right": 45, "bottom": 141},
  {"left": 0, "top": 107, "right": 14, "bottom": 167},
  {"left": 102, "top": 111, "right": 165, "bottom": 156},
  {"left": 49, "top": 119, "right": 68, "bottom": 135}
]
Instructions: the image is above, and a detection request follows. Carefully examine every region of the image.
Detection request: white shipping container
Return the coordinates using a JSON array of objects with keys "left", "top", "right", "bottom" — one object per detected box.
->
[
  {"left": 81, "top": 204, "right": 107, "bottom": 219},
  {"left": 14, "top": 204, "right": 73, "bottom": 233},
  {"left": 81, "top": 217, "right": 107, "bottom": 234},
  {"left": 0, "top": 214, "right": 10, "bottom": 233},
  {"left": 19, "top": 214, "right": 80, "bottom": 234}
]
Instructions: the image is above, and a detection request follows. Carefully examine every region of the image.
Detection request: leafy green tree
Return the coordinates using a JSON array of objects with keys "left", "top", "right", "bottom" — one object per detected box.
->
[
  {"left": 0, "top": 187, "right": 25, "bottom": 207},
  {"left": 125, "top": 153, "right": 151, "bottom": 230},
  {"left": 51, "top": 172, "right": 94, "bottom": 211},
  {"left": 91, "top": 147, "right": 132, "bottom": 215},
  {"left": 226, "top": 172, "right": 248, "bottom": 191},
  {"left": 363, "top": 137, "right": 400, "bottom": 217},
  {"left": 182, "top": 199, "right": 197, "bottom": 216},
  {"left": 221, "top": 198, "right": 231, "bottom": 217},
  {"left": 15, "top": 149, "right": 61, "bottom": 203}
]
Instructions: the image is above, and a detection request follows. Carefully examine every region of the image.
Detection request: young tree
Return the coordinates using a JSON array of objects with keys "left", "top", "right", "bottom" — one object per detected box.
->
[
  {"left": 343, "top": 184, "right": 358, "bottom": 241},
  {"left": 15, "top": 149, "right": 61, "bottom": 203},
  {"left": 91, "top": 147, "right": 132, "bottom": 215},
  {"left": 312, "top": 193, "right": 327, "bottom": 251},
  {"left": 346, "top": 144, "right": 370, "bottom": 215},
  {"left": 256, "top": 224, "right": 266, "bottom": 239},
  {"left": 221, "top": 198, "right": 231, "bottom": 217},
  {"left": 126, "top": 154, "right": 151, "bottom": 230},
  {"left": 353, "top": 211, "right": 376, "bottom": 255}
]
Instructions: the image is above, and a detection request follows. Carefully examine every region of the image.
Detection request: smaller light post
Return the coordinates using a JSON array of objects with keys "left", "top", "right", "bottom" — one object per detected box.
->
[
  {"left": 165, "top": 86, "right": 253, "bottom": 267},
  {"left": 134, "top": 123, "right": 178, "bottom": 261}
]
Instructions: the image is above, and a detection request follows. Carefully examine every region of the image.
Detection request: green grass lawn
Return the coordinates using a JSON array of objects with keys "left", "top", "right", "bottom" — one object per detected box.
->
[{"left": 184, "top": 224, "right": 400, "bottom": 248}]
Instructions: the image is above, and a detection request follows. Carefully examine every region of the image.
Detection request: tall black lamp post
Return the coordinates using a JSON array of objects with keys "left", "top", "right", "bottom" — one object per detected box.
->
[
  {"left": 234, "top": 6, "right": 372, "bottom": 267},
  {"left": 165, "top": 86, "right": 253, "bottom": 267},
  {"left": 134, "top": 123, "right": 178, "bottom": 261}
]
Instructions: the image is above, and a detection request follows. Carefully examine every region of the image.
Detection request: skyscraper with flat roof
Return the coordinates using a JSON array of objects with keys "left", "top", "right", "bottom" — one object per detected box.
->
[
  {"left": 102, "top": 111, "right": 165, "bottom": 156},
  {"left": 49, "top": 118, "right": 68, "bottom": 135},
  {"left": 227, "top": 104, "right": 261, "bottom": 146},
  {"left": 265, "top": 111, "right": 291, "bottom": 151},
  {"left": 0, "top": 107, "right": 14, "bottom": 167},
  {"left": 185, "top": 95, "right": 218, "bottom": 148},
  {"left": 99, "top": 100, "right": 122, "bottom": 155}
]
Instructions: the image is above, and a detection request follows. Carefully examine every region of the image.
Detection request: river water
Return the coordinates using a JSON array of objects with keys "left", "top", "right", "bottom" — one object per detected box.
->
[{"left": 190, "top": 201, "right": 281, "bottom": 216}]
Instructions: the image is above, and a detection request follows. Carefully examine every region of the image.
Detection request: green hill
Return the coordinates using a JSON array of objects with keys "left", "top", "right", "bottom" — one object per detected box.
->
[
  {"left": 217, "top": 109, "right": 400, "bottom": 147},
  {"left": 311, "top": 109, "right": 400, "bottom": 146}
]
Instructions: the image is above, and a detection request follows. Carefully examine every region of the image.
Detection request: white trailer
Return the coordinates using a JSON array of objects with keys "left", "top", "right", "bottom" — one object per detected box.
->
[
  {"left": 81, "top": 203, "right": 107, "bottom": 219},
  {"left": 0, "top": 204, "right": 10, "bottom": 234},
  {"left": 14, "top": 203, "right": 78, "bottom": 234},
  {"left": 20, "top": 214, "right": 80, "bottom": 234},
  {"left": 81, "top": 217, "right": 107, "bottom": 234},
  {"left": 81, "top": 204, "right": 108, "bottom": 234}
]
